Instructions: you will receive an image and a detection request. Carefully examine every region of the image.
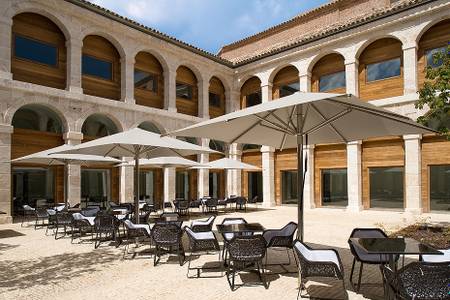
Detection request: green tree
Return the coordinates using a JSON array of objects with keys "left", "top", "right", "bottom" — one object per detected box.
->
[{"left": 415, "top": 44, "right": 450, "bottom": 139}]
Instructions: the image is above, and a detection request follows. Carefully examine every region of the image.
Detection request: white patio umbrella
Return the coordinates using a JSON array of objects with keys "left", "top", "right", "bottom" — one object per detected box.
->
[
  {"left": 169, "top": 92, "right": 435, "bottom": 241},
  {"left": 53, "top": 128, "right": 217, "bottom": 218},
  {"left": 12, "top": 144, "right": 120, "bottom": 208},
  {"left": 120, "top": 156, "right": 206, "bottom": 168},
  {"left": 191, "top": 157, "right": 260, "bottom": 170}
]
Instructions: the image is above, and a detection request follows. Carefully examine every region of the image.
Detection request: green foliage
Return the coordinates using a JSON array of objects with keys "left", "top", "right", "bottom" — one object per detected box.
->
[{"left": 415, "top": 44, "right": 450, "bottom": 139}]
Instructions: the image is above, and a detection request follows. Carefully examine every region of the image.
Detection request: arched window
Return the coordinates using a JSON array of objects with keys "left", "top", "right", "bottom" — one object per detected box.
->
[
  {"left": 82, "top": 114, "right": 119, "bottom": 140},
  {"left": 177, "top": 136, "right": 198, "bottom": 145},
  {"left": 176, "top": 66, "right": 198, "bottom": 116},
  {"left": 82, "top": 35, "right": 121, "bottom": 100},
  {"left": 209, "top": 139, "right": 225, "bottom": 153},
  {"left": 311, "top": 54, "right": 346, "bottom": 93},
  {"left": 240, "top": 77, "right": 261, "bottom": 108},
  {"left": 134, "top": 51, "right": 164, "bottom": 109},
  {"left": 12, "top": 104, "right": 63, "bottom": 134},
  {"left": 209, "top": 76, "right": 226, "bottom": 118},
  {"left": 12, "top": 13, "right": 67, "bottom": 89},
  {"left": 358, "top": 38, "right": 403, "bottom": 101},
  {"left": 272, "top": 66, "right": 299, "bottom": 99},
  {"left": 138, "top": 121, "right": 161, "bottom": 134}
]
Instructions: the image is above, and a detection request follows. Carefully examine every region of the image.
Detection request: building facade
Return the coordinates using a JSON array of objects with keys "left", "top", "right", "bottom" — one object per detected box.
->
[{"left": 0, "top": 0, "right": 449, "bottom": 223}]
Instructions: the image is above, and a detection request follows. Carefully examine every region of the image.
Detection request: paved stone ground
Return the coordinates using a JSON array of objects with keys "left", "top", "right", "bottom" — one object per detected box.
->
[{"left": 0, "top": 207, "right": 447, "bottom": 300}]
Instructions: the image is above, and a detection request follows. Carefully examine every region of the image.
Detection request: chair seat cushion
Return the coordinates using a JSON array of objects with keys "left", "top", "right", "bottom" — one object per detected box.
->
[
  {"left": 295, "top": 242, "right": 341, "bottom": 270},
  {"left": 422, "top": 249, "right": 450, "bottom": 263}
]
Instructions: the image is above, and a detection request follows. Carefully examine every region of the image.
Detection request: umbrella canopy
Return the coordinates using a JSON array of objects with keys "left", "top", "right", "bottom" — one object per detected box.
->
[
  {"left": 120, "top": 156, "right": 206, "bottom": 168},
  {"left": 12, "top": 144, "right": 120, "bottom": 207},
  {"left": 192, "top": 157, "right": 260, "bottom": 170},
  {"left": 169, "top": 92, "right": 435, "bottom": 240},
  {"left": 53, "top": 128, "right": 217, "bottom": 219}
]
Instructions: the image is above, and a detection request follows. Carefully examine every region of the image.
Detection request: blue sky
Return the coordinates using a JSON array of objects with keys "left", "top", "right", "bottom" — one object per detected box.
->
[{"left": 89, "top": 0, "right": 329, "bottom": 54}]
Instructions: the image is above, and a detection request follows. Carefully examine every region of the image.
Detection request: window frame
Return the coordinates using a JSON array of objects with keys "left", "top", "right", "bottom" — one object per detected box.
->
[
  {"left": 134, "top": 68, "right": 158, "bottom": 93},
  {"left": 428, "top": 164, "right": 450, "bottom": 212},
  {"left": 82, "top": 53, "right": 114, "bottom": 82},
  {"left": 176, "top": 81, "right": 194, "bottom": 100},
  {"left": 424, "top": 45, "right": 447, "bottom": 69},
  {"left": 368, "top": 165, "right": 405, "bottom": 209},
  {"left": 277, "top": 80, "right": 300, "bottom": 98},
  {"left": 12, "top": 33, "right": 59, "bottom": 69},
  {"left": 318, "top": 70, "right": 346, "bottom": 92},
  {"left": 365, "top": 57, "right": 402, "bottom": 83},
  {"left": 320, "top": 167, "right": 348, "bottom": 207},
  {"left": 244, "top": 90, "right": 262, "bottom": 108},
  {"left": 208, "top": 92, "right": 222, "bottom": 108}
]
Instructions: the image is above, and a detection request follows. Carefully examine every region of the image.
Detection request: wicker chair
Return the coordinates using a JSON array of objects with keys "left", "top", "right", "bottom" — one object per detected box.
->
[
  {"left": 205, "top": 198, "right": 218, "bottom": 213},
  {"left": 93, "top": 213, "right": 116, "bottom": 249},
  {"left": 348, "top": 228, "right": 391, "bottom": 292},
  {"left": 151, "top": 223, "right": 185, "bottom": 266},
  {"left": 191, "top": 216, "right": 216, "bottom": 232},
  {"left": 34, "top": 208, "right": 49, "bottom": 230},
  {"left": 226, "top": 235, "right": 268, "bottom": 291},
  {"left": 54, "top": 211, "right": 73, "bottom": 239},
  {"left": 235, "top": 197, "right": 247, "bottom": 211},
  {"left": 293, "top": 240, "right": 345, "bottom": 299},
  {"left": 263, "top": 222, "right": 298, "bottom": 272},
  {"left": 185, "top": 226, "right": 221, "bottom": 278},
  {"left": 220, "top": 218, "right": 249, "bottom": 262},
  {"left": 71, "top": 213, "right": 94, "bottom": 243},
  {"left": 381, "top": 262, "right": 450, "bottom": 300},
  {"left": 176, "top": 200, "right": 190, "bottom": 216},
  {"left": 122, "top": 219, "right": 152, "bottom": 258},
  {"left": 21, "top": 204, "right": 36, "bottom": 226}
]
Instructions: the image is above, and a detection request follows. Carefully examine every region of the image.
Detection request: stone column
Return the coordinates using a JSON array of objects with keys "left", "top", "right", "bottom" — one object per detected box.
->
[
  {"left": 66, "top": 37, "right": 83, "bottom": 93},
  {"left": 63, "top": 131, "right": 83, "bottom": 206},
  {"left": 346, "top": 140, "right": 363, "bottom": 212},
  {"left": 345, "top": 59, "right": 359, "bottom": 96},
  {"left": 227, "top": 144, "right": 242, "bottom": 197},
  {"left": 404, "top": 134, "right": 422, "bottom": 214},
  {"left": 261, "top": 146, "right": 275, "bottom": 207},
  {"left": 119, "top": 158, "right": 134, "bottom": 203},
  {"left": 163, "top": 167, "right": 176, "bottom": 205},
  {"left": 121, "top": 55, "right": 135, "bottom": 104},
  {"left": 299, "top": 71, "right": 311, "bottom": 92},
  {"left": 198, "top": 77, "right": 210, "bottom": 118},
  {"left": 164, "top": 64, "right": 177, "bottom": 113},
  {"left": 197, "top": 138, "right": 209, "bottom": 198},
  {"left": 303, "top": 145, "right": 315, "bottom": 209},
  {"left": 0, "top": 124, "right": 13, "bottom": 224},
  {"left": 0, "top": 17, "right": 12, "bottom": 80},
  {"left": 261, "top": 83, "right": 273, "bottom": 102},
  {"left": 403, "top": 44, "right": 418, "bottom": 95}
]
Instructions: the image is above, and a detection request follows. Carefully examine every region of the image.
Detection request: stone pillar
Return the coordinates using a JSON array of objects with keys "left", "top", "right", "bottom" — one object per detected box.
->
[
  {"left": 197, "top": 138, "right": 209, "bottom": 198},
  {"left": 403, "top": 44, "right": 418, "bottom": 95},
  {"left": 199, "top": 77, "right": 210, "bottom": 118},
  {"left": 346, "top": 140, "right": 363, "bottom": 212},
  {"left": 404, "top": 134, "right": 422, "bottom": 214},
  {"left": 163, "top": 167, "right": 176, "bottom": 205},
  {"left": 119, "top": 158, "right": 134, "bottom": 203},
  {"left": 63, "top": 131, "right": 83, "bottom": 206},
  {"left": 0, "top": 124, "right": 13, "bottom": 224},
  {"left": 66, "top": 37, "right": 83, "bottom": 93},
  {"left": 345, "top": 59, "right": 359, "bottom": 96},
  {"left": 0, "top": 17, "right": 12, "bottom": 80},
  {"left": 299, "top": 72, "right": 311, "bottom": 92},
  {"left": 261, "top": 83, "right": 272, "bottom": 103},
  {"left": 164, "top": 64, "right": 177, "bottom": 112},
  {"left": 261, "top": 146, "right": 275, "bottom": 207},
  {"left": 227, "top": 90, "right": 240, "bottom": 113},
  {"left": 303, "top": 145, "right": 315, "bottom": 209},
  {"left": 121, "top": 55, "right": 135, "bottom": 104}
]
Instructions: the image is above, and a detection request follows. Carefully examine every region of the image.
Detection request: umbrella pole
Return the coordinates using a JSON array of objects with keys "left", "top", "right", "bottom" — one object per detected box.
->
[
  {"left": 296, "top": 105, "right": 304, "bottom": 241},
  {"left": 64, "top": 162, "right": 68, "bottom": 209},
  {"left": 134, "top": 155, "right": 140, "bottom": 222}
]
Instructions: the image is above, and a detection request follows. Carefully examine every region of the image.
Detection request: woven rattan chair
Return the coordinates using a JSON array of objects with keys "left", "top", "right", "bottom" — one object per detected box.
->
[
  {"left": 293, "top": 240, "right": 345, "bottom": 299},
  {"left": 263, "top": 222, "right": 298, "bottom": 272},
  {"left": 226, "top": 235, "right": 268, "bottom": 291},
  {"left": 34, "top": 208, "right": 49, "bottom": 230},
  {"left": 176, "top": 200, "right": 190, "bottom": 216},
  {"left": 191, "top": 216, "right": 216, "bottom": 232},
  {"left": 235, "top": 197, "right": 247, "bottom": 211},
  {"left": 71, "top": 213, "right": 94, "bottom": 243},
  {"left": 185, "top": 226, "right": 221, "bottom": 278},
  {"left": 122, "top": 219, "right": 152, "bottom": 258},
  {"left": 151, "top": 223, "right": 184, "bottom": 266},
  {"left": 348, "top": 228, "right": 390, "bottom": 292},
  {"left": 220, "top": 218, "right": 249, "bottom": 262},
  {"left": 93, "top": 213, "right": 116, "bottom": 249},
  {"left": 54, "top": 211, "right": 72, "bottom": 239},
  {"left": 21, "top": 204, "right": 36, "bottom": 226},
  {"left": 205, "top": 198, "right": 218, "bottom": 213}
]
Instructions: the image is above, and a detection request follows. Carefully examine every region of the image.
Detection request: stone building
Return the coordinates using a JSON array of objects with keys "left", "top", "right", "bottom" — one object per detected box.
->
[{"left": 0, "top": 0, "right": 449, "bottom": 223}]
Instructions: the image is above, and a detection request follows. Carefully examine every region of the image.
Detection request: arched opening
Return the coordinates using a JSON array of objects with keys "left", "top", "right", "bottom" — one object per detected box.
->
[
  {"left": 176, "top": 66, "right": 198, "bottom": 116},
  {"left": 358, "top": 38, "right": 404, "bottom": 101},
  {"left": 418, "top": 19, "right": 450, "bottom": 88},
  {"left": 134, "top": 51, "right": 164, "bottom": 109},
  {"left": 311, "top": 53, "right": 346, "bottom": 93},
  {"left": 209, "top": 76, "right": 226, "bottom": 118},
  {"left": 175, "top": 136, "right": 198, "bottom": 200},
  {"left": 12, "top": 13, "right": 67, "bottom": 89},
  {"left": 241, "top": 143, "right": 262, "bottom": 203},
  {"left": 272, "top": 65, "right": 299, "bottom": 100},
  {"left": 81, "top": 114, "right": 119, "bottom": 141},
  {"left": 82, "top": 35, "right": 121, "bottom": 100},
  {"left": 11, "top": 104, "right": 65, "bottom": 215},
  {"left": 209, "top": 139, "right": 225, "bottom": 153},
  {"left": 240, "top": 76, "right": 261, "bottom": 108},
  {"left": 209, "top": 139, "right": 226, "bottom": 199},
  {"left": 138, "top": 121, "right": 161, "bottom": 134}
]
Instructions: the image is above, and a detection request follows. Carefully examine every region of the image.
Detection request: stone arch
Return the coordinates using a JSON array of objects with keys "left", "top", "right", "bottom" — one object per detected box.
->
[
  {"left": 11, "top": 103, "right": 68, "bottom": 134},
  {"left": 307, "top": 50, "right": 346, "bottom": 74},
  {"left": 240, "top": 76, "right": 262, "bottom": 109},
  {"left": 76, "top": 110, "right": 124, "bottom": 134},
  {"left": 132, "top": 47, "right": 170, "bottom": 75},
  {"left": 414, "top": 16, "right": 450, "bottom": 45},
  {"left": 355, "top": 35, "right": 404, "bottom": 60},
  {"left": 80, "top": 113, "right": 123, "bottom": 140},
  {"left": 80, "top": 29, "right": 126, "bottom": 59},
  {"left": 310, "top": 53, "right": 346, "bottom": 93},
  {"left": 137, "top": 121, "right": 165, "bottom": 134},
  {"left": 268, "top": 63, "right": 300, "bottom": 84}
]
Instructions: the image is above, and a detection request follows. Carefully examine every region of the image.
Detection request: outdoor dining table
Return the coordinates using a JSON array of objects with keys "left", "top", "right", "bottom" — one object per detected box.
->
[
  {"left": 216, "top": 223, "right": 266, "bottom": 234},
  {"left": 150, "top": 216, "right": 183, "bottom": 228}
]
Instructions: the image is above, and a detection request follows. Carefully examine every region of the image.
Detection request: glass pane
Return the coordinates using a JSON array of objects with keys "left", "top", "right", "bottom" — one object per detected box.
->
[
  {"left": 425, "top": 47, "right": 447, "bottom": 69},
  {"left": 367, "top": 58, "right": 401, "bottom": 82},
  {"left": 134, "top": 69, "right": 157, "bottom": 92},
  {"left": 248, "top": 172, "right": 263, "bottom": 202},
  {"left": 139, "top": 170, "right": 154, "bottom": 202},
  {"left": 319, "top": 71, "right": 346, "bottom": 92},
  {"left": 209, "top": 172, "right": 220, "bottom": 198},
  {"left": 176, "top": 171, "right": 189, "bottom": 199},
  {"left": 82, "top": 55, "right": 112, "bottom": 80},
  {"left": 176, "top": 83, "right": 192, "bottom": 99},
  {"left": 209, "top": 92, "right": 221, "bottom": 107},
  {"left": 282, "top": 170, "right": 297, "bottom": 204},
  {"left": 322, "top": 168, "right": 348, "bottom": 206},
  {"left": 14, "top": 35, "right": 57, "bottom": 67},
  {"left": 369, "top": 167, "right": 403, "bottom": 209},
  {"left": 246, "top": 91, "right": 261, "bottom": 107},
  {"left": 430, "top": 165, "right": 450, "bottom": 211},
  {"left": 279, "top": 82, "right": 300, "bottom": 98},
  {"left": 81, "top": 169, "right": 109, "bottom": 206}
]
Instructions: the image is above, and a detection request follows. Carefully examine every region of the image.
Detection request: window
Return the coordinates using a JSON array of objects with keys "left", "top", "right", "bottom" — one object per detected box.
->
[
  {"left": 282, "top": 170, "right": 297, "bottom": 204},
  {"left": 248, "top": 172, "right": 263, "bottom": 202},
  {"left": 82, "top": 54, "right": 112, "bottom": 80},
  {"left": 134, "top": 69, "right": 157, "bottom": 92},
  {"left": 176, "top": 171, "right": 190, "bottom": 199},
  {"left": 429, "top": 165, "right": 450, "bottom": 211},
  {"left": 209, "top": 92, "right": 221, "bottom": 107},
  {"left": 366, "top": 58, "right": 401, "bottom": 82},
  {"left": 322, "top": 169, "right": 348, "bottom": 206},
  {"left": 279, "top": 82, "right": 300, "bottom": 98},
  {"left": 176, "top": 83, "right": 193, "bottom": 99},
  {"left": 14, "top": 35, "right": 57, "bottom": 67},
  {"left": 319, "top": 71, "right": 346, "bottom": 92},
  {"left": 209, "top": 172, "right": 220, "bottom": 198},
  {"left": 139, "top": 170, "right": 155, "bottom": 202},
  {"left": 425, "top": 46, "right": 447, "bottom": 69},
  {"left": 246, "top": 91, "right": 261, "bottom": 107},
  {"left": 369, "top": 167, "right": 403, "bottom": 209},
  {"left": 81, "top": 169, "right": 110, "bottom": 205}
]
